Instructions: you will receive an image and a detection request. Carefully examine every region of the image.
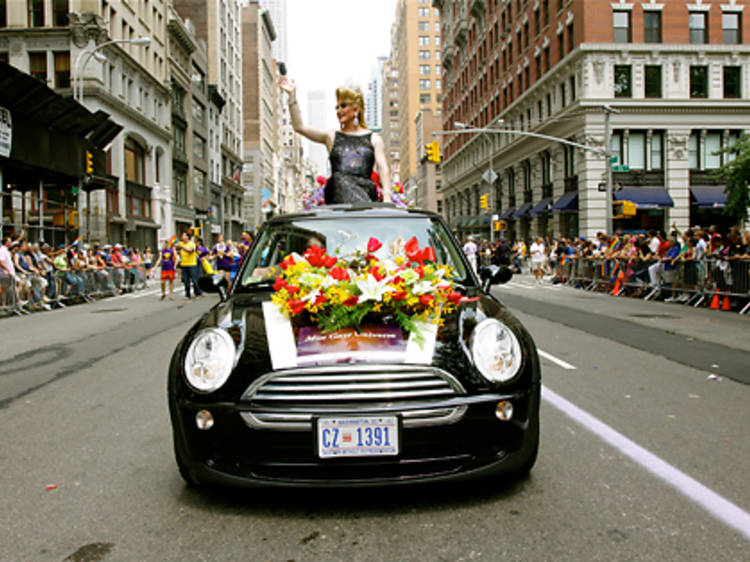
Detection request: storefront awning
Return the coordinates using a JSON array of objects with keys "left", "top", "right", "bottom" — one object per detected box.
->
[
  {"left": 690, "top": 186, "right": 727, "bottom": 208},
  {"left": 550, "top": 192, "right": 578, "bottom": 213},
  {"left": 528, "top": 197, "right": 553, "bottom": 216},
  {"left": 614, "top": 187, "right": 674, "bottom": 208},
  {"left": 513, "top": 202, "right": 533, "bottom": 218},
  {"left": 499, "top": 207, "right": 516, "bottom": 220}
]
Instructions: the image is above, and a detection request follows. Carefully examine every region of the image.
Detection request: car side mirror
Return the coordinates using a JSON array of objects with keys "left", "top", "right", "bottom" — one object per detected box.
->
[
  {"left": 198, "top": 274, "right": 228, "bottom": 301},
  {"left": 479, "top": 265, "right": 513, "bottom": 291}
]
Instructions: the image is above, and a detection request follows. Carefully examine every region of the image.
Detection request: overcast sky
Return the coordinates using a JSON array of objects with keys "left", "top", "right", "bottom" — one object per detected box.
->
[{"left": 284, "top": 0, "right": 399, "bottom": 129}]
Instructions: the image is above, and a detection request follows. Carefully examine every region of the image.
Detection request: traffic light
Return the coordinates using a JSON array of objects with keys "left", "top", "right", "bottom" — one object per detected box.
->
[
  {"left": 613, "top": 200, "right": 637, "bottom": 219},
  {"left": 85, "top": 150, "right": 94, "bottom": 174},
  {"left": 493, "top": 220, "right": 506, "bottom": 232},
  {"left": 425, "top": 141, "right": 441, "bottom": 163},
  {"left": 480, "top": 194, "right": 489, "bottom": 210}
]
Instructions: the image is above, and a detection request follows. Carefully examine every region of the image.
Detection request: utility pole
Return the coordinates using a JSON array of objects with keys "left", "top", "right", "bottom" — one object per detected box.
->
[{"left": 603, "top": 105, "right": 619, "bottom": 235}]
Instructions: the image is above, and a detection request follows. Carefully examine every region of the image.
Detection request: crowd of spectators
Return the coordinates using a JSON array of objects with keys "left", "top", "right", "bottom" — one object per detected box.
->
[
  {"left": 0, "top": 227, "right": 255, "bottom": 314},
  {"left": 461, "top": 224, "right": 750, "bottom": 311}
]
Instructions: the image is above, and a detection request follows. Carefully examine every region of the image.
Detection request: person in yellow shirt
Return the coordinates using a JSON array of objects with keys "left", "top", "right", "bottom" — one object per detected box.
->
[{"left": 175, "top": 231, "right": 203, "bottom": 299}]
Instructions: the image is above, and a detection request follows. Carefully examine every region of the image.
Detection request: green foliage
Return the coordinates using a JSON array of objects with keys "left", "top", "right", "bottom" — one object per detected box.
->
[
  {"left": 714, "top": 134, "right": 750, "bottom": 225},
  {"left": 318, "top": 302, "right": 374, "bottom": 333}
]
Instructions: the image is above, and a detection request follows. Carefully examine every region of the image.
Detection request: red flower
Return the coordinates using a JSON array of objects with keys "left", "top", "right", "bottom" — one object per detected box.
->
[
  {"left": 343, "top": 296, "right": 359, "bottom": 307},
  {"left": 279, "top": 255, "right": 296, "bottom": 270},
  {"left": 288, "top": 299, "right": 307, "bottom": 315},
  {"left": 391, "top": 291, "right": 408, "bottom": 301},
  {"left": 392, "top": 275, "right": 404, "bottom": 286},
  {"left": 329, "top": 266, "right": 350, "bottom": 281},
  {"left": 369, "top": 266, "right": 385, "bottom": 282},
  {"left": 316, "top": 175, "right": 328, "bottom": 186},
  {"left": 370, "top": 170, "right": 381, "bottom": 186},
  {"left": 323, "top": 255, "right": 338, "bottom": 268},
  {"left": 304, "top": 245, "right": 326, "bottom": 267},
  {"left": 314, "top": 294, "right": 328, "bottom": 306},
  {"left": 414, "top": 265, "right": 425, "bottom": 279},
  {"left": 420, "top": 246, "right": 436, "bottom": 263},
  {"left": 273, "top": 277, "right": 286, "bottom": 292},
  {"left": 404, "top": 236, "right": 420, "bottom": 262},
  {"left": 367, "top": 237, "right": 383, "bottom": 253},
  {"left": 447, "top": 291, "right": 463, "bottom": 305},
  {"left": 419, "top": 294, "right": 434, "bottom": 306}
]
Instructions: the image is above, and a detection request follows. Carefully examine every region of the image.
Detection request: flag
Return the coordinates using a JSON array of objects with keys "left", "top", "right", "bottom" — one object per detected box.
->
[
  {"left": 71, "top": 236, "right": 82, "bottom": 246},
  {"left": 608, "top": 236, "right": 620, "bottom": 251},
  {"left": 168, "top": 235, "right": 177, "bottom": 247}
]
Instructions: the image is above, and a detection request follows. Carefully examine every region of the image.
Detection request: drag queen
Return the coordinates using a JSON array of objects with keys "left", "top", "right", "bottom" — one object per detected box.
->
[{"left": 279, "top": 76, "right": 392, "bottom": 204}]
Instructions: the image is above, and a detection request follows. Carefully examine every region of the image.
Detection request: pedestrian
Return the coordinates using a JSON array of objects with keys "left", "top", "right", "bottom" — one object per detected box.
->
[
  {"left": 154, "top": 239, "right": 177, "bottom": 300},
  {"left": 212, "top": 234, "right": 233, "bottom": 283},
  {"left": 529, "top": 236, "right": 546, "bottom": 284},
  {"left": 144, "top": 246, "right": 154, "bottom": 280},
  {"left": 175, "top": 231, "right": 202, "bottom": 299},
  {"left": 463, "top": 236, "right": 478, "bottom": 273}
]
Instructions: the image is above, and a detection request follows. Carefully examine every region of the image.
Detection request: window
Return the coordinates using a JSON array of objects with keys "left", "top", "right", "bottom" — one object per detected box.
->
[
  {"left": 53, "top": 0, "right": 68, "bottom": 26},
  {"left": 418, "top": 7, "right": 429, "bottom": 17},
  {"left": 723, "top": 12, "right": 741, "bottom": 44},
  {"left": 29, "top": 0, "right": 44, "bottom": 27},
  {"left": 28, "top": 52, "right": 47, "bottom": 83},
  {"left": 419, "top": 79, "right": 431, "bottom": 89},
  {"left": 53, "top": 51, "right": 70, "bottom": 88},
  {"left": 419, "top": 50, "right": 430, "bottom": 60},
  {"left": 567, "top": 22, "right": 574, "bottom": 52},
  {"left": 172, "top": 83, "right": 185, "bottom": 115},
  {"left": 524, "top": 22, "right": 529, "bottom": 47},
  {"left": 643, "top": 11, "right": 661, "bottom": 43},
  {"left": 420, "top": 93, "right": 431, "bottom": 104},
  {"left": 0, "top": 0, "right": 6, "bottom": 28},
  {"left": 610, "top": 133, "right": 622, "bottom": 166},
  {"left": 435, "top": 50, "right": 441, "bottom": 61},
  {"left": 645, "top": 65, "right": 661, "bottom": 98},
  {"left": 570, "top": 75, "right": 576, "bottom": 100},
  {"left": 689, "top": 12, "right": 707, "bottom": 44},
  {"left": 705, "top": 132, "right": 722, "bottom": 168},
  {"left": 418, "top": 21, "right": 429, "bottom": 31},
  {"left": 651, "top": 133, "right": 663, "bottom": 169},
  {"left": 543, "top": 0, "right": 549, "bottom": 26},
  {"left": 560, "top": 82, "right": 566, "bottom": 106},
  {"left": 724, "top": 66, "right": 741, "bottom": 98},
  {"left": 192, "top": 99, "right": 205, "bottom": 124},
  {"left": 419, "top": 36, "right": 430, "bottom": 46},
  {"left": 124, "top": 139, "right": 146, "bottom": 184},
  {"left": 563, "top": 145, "right": 576, "bottom": 177},
  {"left": 688, "top": 134, "right": 699, "bottom": 168},
  {"left": 614, "top": 65, "right": 632, "bottom": 98},
  {"left": 193, "top": 169, "right": 206, "bottom": 195},
  {"left": 435, "top": 65, "right": 441, "bottom": 75},
  {"left": 534, "top": 10, "right": 540, "bottom": 35},
  {"left": 435, "top": 21, "right": 440, "bottom": 32},
  {"left": 174, "top": 169, "right": 187, "bottom": 205},
  {"left": 690, "top": 66, "right": 708, "bottom": 98},
  {"left": 613, "top": 11, "right": 630, "bottom": 43},
  {"left": 174, "top": 123, "right": 186, "bottom": 155},
  {"left": 436, "top": 79, "right": 441, "bottom": 90},
  {"left": 419, "top": 64, "right": 430, "bottom": 75},
  {"left": 193, "top": 134, "right": 206, "bottom": 159},
  {"left": 544, "top": 46, "right": 550, "bottom": 71},
  {"left": 628, "top": 133, "right": 646, "bottom": 169},
  {"left": 435, "top": 35, "right": 440, "bottom": 46}
]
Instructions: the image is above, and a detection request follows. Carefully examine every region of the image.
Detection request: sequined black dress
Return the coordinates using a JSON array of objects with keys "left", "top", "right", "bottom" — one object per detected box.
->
[{"left": 325, "top": 131, "right": 378, "bottom": 204}]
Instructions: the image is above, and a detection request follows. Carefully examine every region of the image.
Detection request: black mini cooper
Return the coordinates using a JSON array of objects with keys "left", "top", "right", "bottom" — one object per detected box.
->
[{"left": 168, "top": 205, "right": 540, "bottom": 487}]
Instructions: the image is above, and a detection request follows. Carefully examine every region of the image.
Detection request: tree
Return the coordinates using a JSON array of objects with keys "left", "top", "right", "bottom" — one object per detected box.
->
[{"left": 714, "top": 134, "right": 750, "bottom": 225}]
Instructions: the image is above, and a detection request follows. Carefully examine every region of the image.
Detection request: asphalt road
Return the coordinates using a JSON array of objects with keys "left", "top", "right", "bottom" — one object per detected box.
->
[{"left": 1, "top": 280, "right": 748, "bottom": 561}]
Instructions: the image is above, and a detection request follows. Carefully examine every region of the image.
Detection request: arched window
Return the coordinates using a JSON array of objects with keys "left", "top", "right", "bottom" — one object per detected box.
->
[{"left": 124, "top": 138, "right": 146, "bottom": 184}]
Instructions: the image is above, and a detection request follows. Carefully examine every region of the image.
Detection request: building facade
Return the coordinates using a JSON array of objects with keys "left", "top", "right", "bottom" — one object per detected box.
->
[
  {"left": 305, "top": 90, "right": 329, "bottom": 177},
  {"left": 435, "top": 0, "right": 750, "bottom": 242},
  {"left": 382, "top": 48, "right": 401, "bottom": 184},
  {"left": 395, "top": 0, "right": 444, "bottom": 186},
  {"left": 0, "top": 0, "right": 172, "bottom": 248},
  {"left": 414, "top": 108, "right": 444, "bottom": 212},
  {"left": 174, "top": 0, "right": 245, "bottom": 240},
  {"left": 366, "top": 55, "right": 387, "bottom": 131},
  {"left": 241, "top": 1, "right": 278, "bottom": 228}
]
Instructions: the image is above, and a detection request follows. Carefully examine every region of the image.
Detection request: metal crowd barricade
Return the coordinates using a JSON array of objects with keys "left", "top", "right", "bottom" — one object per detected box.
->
[{"left": 0, "top": 275, "right": 30, "bottom": 316}]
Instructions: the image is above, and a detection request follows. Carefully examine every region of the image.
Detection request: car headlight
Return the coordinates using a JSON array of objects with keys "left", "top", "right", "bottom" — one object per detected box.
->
[
  {"left": 184, "top": 328, "right": 236, "bottom": 392},
  {"left": 470, "top": 319, "right": 522, "bottom": 383}
]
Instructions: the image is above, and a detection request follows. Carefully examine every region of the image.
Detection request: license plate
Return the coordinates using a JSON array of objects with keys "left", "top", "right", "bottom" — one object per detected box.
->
[{"left": 317, "top": 416, "right": 399, "bottom": 458}]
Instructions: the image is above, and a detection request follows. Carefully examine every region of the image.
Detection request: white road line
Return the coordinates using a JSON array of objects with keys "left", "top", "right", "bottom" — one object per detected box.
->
[
  {"left": 538, "top": 349, "right": 577, "bottom": 370},
  {"left": 542, "top": 385, "right": 750, "bottom": 542}
]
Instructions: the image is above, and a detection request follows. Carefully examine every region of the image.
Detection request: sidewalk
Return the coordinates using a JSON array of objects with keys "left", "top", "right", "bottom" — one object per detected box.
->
[{"left": 494, "top": 273, "right": 750, "bottom": 354}]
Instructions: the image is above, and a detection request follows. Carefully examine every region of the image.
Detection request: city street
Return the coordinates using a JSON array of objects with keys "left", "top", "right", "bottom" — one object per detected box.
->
[{"left": 1, "top": 279, "right": 749, "bottom": 561}]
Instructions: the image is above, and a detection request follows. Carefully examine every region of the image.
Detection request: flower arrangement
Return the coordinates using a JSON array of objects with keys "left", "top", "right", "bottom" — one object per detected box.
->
[{"left": 270, "top": 236, "right": 470, "bottom": 340}]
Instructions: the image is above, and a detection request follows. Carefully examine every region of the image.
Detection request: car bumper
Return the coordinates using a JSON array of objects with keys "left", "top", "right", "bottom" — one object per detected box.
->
[{"left": 170, "top": 386, "right": 540, "bottom": 488}]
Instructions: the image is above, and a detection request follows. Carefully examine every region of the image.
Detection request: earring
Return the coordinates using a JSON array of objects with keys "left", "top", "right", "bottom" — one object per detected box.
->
[{"left": 354, "top": 114, "right": 359, "bottom": 127}]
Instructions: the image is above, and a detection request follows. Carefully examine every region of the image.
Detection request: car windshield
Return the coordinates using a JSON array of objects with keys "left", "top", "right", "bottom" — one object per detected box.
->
[{"left": 238, "top": 216, "right": 471, "bottom": 287}]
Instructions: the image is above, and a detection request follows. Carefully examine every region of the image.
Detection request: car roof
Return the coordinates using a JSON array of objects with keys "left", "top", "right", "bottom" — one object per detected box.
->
[{"left": 265, "top": 204, "right": 441, "bottom": 225}]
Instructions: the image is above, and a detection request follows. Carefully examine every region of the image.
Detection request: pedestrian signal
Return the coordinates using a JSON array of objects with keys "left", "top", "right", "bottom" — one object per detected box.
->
[
  {"left": 85, "top": 150, "right": 94, "bottom": 174},
  {"left": 493, "top": 220, "right": 506, "bottom": 232},
  {"left": 425, "top": 141, "right": 441, "bottom": 163},
  {"left": 613, "top": 200, "right": 636, "bottom": 219},
  {"left": 480, "top": 194, "right": 489, "bottom": 210}
]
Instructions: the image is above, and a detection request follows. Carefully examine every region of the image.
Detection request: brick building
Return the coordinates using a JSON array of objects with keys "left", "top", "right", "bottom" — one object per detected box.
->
[{"left": 435, "top": 0, "right": 750, "bottom": 241}]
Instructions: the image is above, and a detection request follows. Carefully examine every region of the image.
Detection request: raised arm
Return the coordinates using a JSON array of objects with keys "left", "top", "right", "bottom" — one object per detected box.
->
[
  {"left": 371, "top": 133, "right": 392, "bottom": 203},
  {"left": 279, "top": 76, "right": 333, "bottom": 150}
]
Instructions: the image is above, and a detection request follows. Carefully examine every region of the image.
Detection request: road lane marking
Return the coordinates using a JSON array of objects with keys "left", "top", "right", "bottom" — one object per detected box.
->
[
  {"left": 538, "top": 349, "right": 576, "bottom": 370},
  {"left": 542, "top": 385, "right": 750, "bottom": 541}
]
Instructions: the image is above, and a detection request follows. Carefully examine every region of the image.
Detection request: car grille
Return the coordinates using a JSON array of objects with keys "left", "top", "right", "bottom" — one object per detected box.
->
[{"left": 240, "top": 365, "right": 467, "bottom": 430}]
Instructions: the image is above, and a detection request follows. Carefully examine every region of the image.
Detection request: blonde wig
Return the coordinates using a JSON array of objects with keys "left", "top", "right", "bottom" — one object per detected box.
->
[{"left": 335, "top": 85, "right": 367, "bottom": 129}]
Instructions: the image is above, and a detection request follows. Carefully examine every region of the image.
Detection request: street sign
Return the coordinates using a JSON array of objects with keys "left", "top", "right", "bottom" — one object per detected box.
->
[
  {"left": 482, "top": 169, "right": 498, "bottom": 184},
  {"left": 609, "top": 156, "right": 618, "bottom": 163},
  {"left": 491, "top": 214, "right": 499, "bottom": 221},
  {"left": 612, "top": 165, "right": 630, "bottom": 172}
]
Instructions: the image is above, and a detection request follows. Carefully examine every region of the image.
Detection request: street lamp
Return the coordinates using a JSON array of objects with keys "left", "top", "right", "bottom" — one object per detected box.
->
[{"left": 74, "top": 36, "right": 151, "bottom": 103}]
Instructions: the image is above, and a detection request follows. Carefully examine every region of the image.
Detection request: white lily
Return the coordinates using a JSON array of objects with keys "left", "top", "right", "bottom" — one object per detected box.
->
[
  {"left": 356, "top": 274, "right": 394, "bottom": 303},
  {"left": 411, "top": 280, "right": 439, "bottom": 295}
]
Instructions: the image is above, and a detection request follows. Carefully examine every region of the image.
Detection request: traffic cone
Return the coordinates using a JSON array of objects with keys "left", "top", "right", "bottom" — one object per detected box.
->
[
  {"left": 722, "top": 296, "right": 731, "bottom": 311},
  {"left": 709, "top": 292, "right": 720, "bottom": 309}
]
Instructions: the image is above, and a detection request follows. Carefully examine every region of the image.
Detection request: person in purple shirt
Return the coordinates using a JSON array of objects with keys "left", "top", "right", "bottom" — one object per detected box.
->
[
  {"left": 154, "top": 240, "right": 177, "bottom": 300},
  {"left": 212, "top": 234, "right": 234, "bottom": 283}
]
